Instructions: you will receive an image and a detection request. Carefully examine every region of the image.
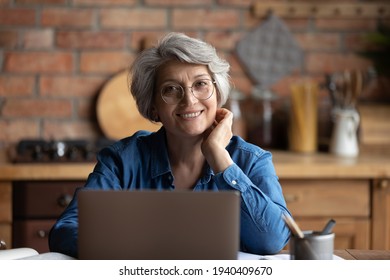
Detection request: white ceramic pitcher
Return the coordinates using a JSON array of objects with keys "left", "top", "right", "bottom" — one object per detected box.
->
[{"left": 329, "top": 109, "right": 360, "bottom": 157}]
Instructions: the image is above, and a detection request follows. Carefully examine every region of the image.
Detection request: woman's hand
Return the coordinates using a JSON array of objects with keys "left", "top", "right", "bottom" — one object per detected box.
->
[{"left": 201, "top": 108, "right": 234, "bottom": 173}]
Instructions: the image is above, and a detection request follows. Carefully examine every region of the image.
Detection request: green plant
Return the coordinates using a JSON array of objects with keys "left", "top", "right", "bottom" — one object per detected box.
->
[{"left": 359, "top": 23, "right": 390, "bottom": 77}]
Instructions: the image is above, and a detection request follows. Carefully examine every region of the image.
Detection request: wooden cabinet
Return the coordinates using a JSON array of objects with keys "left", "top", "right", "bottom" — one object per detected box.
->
[
  {"left": 372, "top": 179, "right": 390, "bottom": 250},
  {"left": 280, "top": 179, "right": 371, "bottom": 249},
  {"left": 12, "top": 181, "right": 82, "bottom": 253},
  {"left": 0, "top": 182, "right": 12, "bottom": 248},
  {"left": 1, "top": 151, "right": 389, "bottom": 251}
]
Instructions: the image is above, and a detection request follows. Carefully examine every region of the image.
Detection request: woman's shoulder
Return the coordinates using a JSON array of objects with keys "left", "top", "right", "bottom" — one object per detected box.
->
[
  {"left": 100, "top": 129, "right": 163, "bottom": 155},
  {"left": 228, "top": 135, "right": 271, "bottom": 158}
]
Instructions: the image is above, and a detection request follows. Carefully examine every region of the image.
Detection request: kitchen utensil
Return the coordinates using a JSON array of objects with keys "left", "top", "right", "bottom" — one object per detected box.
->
[
  {"left": 329, "top": 108, "right": 360, "bottom": 157},
  {"left": 288, "top": 81, "right": 318, "bottom": 153},
  {"left": 282, "top": 213, "right": 304, "bottom": 238},
  {"left": 320, "top": 219, "right": 336, "bottom": 235},
  {"left": 96, "top": 70, "right": 161, "bottom": 140},
  {"left": 236, "top": 14, "right": 304, "bottom": 89}
]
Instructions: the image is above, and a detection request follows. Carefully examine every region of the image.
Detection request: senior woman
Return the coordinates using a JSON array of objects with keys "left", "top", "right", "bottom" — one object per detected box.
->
[{"left": 49, "top": 32, "right": 291, "bottom": 258}]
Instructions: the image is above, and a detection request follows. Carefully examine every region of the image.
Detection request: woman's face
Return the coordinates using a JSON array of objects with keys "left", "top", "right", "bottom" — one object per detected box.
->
[{"left": 153, "top": 61, "right": 218, "bottom": 138}]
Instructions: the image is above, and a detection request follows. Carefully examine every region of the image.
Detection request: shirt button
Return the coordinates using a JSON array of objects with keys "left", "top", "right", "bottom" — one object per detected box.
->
[{"left": 231, "top": 180, "right": 237, "bottom": 185}]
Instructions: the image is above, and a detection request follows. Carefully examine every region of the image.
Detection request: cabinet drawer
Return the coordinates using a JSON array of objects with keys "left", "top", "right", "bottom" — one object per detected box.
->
[
  {"left": 280, "top": 179, "right": 370, "bottom": 217},
  {"left": 13, "top": 219, "right": 55, "bottom": 253},
  {"left": 0, "top": 183, "right": 12, "bottom": 222},
  {"left": 13, "top": 181, "right": 83, "bottom": 219},
  {"left": 0, "top": 223, "right": 12, "bottom": 248}
]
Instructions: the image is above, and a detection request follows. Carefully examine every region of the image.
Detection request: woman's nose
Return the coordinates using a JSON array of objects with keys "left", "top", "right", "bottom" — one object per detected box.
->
[{"left": 180, "top": 87, "right": 198, "bottom": 105}]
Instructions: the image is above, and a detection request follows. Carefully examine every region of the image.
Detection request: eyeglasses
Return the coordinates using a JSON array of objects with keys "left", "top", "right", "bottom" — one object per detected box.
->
[{"left": 160, "top": 79, "right": 216, "bottom": 105}]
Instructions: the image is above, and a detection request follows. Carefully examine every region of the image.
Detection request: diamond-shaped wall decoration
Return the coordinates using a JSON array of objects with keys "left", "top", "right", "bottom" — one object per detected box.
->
[{"left": 236, "top": 14, "right": 304, "bottom": 89}]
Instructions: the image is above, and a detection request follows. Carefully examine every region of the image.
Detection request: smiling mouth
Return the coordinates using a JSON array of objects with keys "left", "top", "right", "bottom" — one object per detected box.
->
[{"left": 178, "top": 110, "right": 202, "bottom": 119}]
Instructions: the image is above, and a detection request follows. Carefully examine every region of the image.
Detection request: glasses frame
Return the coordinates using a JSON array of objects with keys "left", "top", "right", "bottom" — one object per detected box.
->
[{"left": 160, "top": 79, "right": 216, "bottom": 105}]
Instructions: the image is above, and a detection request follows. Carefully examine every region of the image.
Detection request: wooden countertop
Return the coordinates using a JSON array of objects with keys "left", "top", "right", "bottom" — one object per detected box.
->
[
  {"left": 271, "top": 150, "right": 390, "bottom": 179},
  {"left": 335, "top": 249, "right": 390, "bottom": 260},
  {"left": 280, "top": 249, "right": 390, "bottom": 260},
  {"left": 0, "top": 149, "right": 389, "bottom": 181}
]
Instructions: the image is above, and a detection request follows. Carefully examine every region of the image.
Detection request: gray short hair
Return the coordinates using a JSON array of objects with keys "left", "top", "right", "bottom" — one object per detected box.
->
[{"left": 129, "top": 32, "right": 231, "bottom": 121}]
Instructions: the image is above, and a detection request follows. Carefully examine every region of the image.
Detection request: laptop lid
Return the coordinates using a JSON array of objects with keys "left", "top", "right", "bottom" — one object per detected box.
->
[{"left": 78, "top": 190, "right": 240, "bottom": 260}]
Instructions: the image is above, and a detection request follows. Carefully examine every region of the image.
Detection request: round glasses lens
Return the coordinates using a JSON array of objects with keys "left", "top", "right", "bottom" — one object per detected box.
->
[
  {"left": 192, "top": 80, "right": 214, "bottom": 100},
  {"left": 160, "top": 79, "right": 215, "bottom": 104},
  {"left": 161, "top": 85, "right": 183, "bottom": 104}
]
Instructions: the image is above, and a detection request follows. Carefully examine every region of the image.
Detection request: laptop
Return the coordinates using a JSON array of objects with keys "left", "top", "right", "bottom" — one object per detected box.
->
[{"left": 78, "top": 189, "right": 240, "bottom": 260}]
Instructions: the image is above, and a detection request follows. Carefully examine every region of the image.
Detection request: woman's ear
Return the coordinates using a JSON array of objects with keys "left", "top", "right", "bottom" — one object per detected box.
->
[{"left": 151, "top": 106, "right": 160, "bottom": 122}]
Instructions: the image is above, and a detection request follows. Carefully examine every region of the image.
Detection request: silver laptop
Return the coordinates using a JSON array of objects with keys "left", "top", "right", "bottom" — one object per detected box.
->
[{"left": 78, "top": 190, "right": 240, "bottom": 260}]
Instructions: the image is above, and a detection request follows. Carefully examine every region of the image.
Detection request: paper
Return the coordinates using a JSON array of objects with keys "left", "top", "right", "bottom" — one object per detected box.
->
[{"left": 238, "top": 251, "right": 344, "bottom": 260}]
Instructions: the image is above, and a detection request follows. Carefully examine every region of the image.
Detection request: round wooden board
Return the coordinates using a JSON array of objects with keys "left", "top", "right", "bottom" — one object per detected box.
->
[{"left": 96, "top": 70, "right": 161, "bottom": 140}]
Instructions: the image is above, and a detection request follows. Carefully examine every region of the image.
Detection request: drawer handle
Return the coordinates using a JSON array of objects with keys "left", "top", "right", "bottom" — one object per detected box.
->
[
  {"left": 284, "top": 194, "right": 300, "bottom": 203},
  {"left": 379, "top": 180, "right": 389, "bottom": 189},
  {"left": 57, "top": 194, "right": 72, "bottom": 208},
  {"left": 0, "top": 240, "right": 7, "bottom": 250},
  {"left": 37, "top": 230, "right": 48, "bottom": 238}
]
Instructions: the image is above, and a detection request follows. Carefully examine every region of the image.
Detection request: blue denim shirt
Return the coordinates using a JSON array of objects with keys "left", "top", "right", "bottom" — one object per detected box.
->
[{"left": 49, "top": 127, "right": 291, "bottom": 258}]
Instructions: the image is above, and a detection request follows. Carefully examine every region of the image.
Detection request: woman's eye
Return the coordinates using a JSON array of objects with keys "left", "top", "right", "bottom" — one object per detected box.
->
[
  {"left": 194, "top": 80, "right": 207, "bottom": 88},
  {"left": 164, "top": 85, "right": 180, "bottom": 94}
]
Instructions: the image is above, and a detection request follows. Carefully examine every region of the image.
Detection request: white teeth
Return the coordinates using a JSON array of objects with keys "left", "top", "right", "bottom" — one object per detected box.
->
[{"left": 180, "top": 111, "right": 201, "bottom": 118}]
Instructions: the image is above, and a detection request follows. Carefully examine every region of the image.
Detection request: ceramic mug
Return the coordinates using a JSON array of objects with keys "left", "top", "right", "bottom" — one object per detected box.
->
[{"left": 290, "top": 231, "right": 335, "bottom": 260}]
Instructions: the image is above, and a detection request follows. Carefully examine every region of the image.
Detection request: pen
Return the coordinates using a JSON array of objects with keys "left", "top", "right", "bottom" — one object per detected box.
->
[
  {"left": 282, "top": 213, "right": 304, "bottom": 238},
  {"left": 320, "top": 219, "right": 336, "bottom": 235}
]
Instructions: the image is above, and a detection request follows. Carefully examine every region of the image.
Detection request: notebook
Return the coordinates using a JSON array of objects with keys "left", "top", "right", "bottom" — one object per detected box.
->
[{"left": 78, "top": 189, "right": 240, "bottom": 260}]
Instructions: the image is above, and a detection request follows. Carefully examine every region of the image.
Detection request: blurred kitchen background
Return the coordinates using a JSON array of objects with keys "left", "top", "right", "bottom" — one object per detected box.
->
[
  {"left": 1, "top": 0, "right": 390, "bottom": 254},
  {"left": 0, "top": 0, "right": 389, "bottom": 152}
]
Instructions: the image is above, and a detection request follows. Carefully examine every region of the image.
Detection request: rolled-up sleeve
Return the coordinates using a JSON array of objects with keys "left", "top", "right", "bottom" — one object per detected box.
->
[{"left": 214, "top": 146, "right": 291, "bottom": 254}]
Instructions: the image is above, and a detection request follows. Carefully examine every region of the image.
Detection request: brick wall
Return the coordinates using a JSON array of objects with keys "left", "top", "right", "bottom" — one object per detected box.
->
[{"left": 0, "top": 0, "right": 386, "bottom": 149}]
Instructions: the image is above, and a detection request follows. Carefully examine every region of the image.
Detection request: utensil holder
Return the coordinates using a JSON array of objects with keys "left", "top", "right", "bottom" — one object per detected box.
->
[{"left": 329, "top": 108, "right": 360, "bottom": 157}]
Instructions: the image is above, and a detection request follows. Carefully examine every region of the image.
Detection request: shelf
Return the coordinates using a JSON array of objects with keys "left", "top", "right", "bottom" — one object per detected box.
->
[{"left": 252, "top": 2, "right": 390, "bottom": 19}]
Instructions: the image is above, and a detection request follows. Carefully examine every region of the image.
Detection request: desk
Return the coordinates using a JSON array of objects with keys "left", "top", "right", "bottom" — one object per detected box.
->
[
  {"left": 1, "top": 248, "right": 390, "bottom": 260},
  {"left": 1, "top": 150, "right": 390, "bottom": 251},
  {"left": 335, "top": 249, "right": 390, "bottom": 260}
]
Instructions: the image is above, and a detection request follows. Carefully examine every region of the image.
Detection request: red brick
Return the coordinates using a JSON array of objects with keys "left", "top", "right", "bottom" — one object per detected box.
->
[
  {"left": 0, "top": 120, "right": 39, "bottom": 142},
  {"left": 227, "top": 54, "right": 247, "bottom": 76},
  {"left": 100, "top": 9, "right": 166, "bottom": 29},
  {"left": 21, "top": 29, "right": 54, "bottom": 49},
  {"left": 172, "top": 8, "right": 239, "bottom": 29},
  {"left": 43, "top": 120, "right": 98, "bottom": 140},
  {"left": 217, "top": 0, "right": 252, "bottom": 8},
  {"left": 306, "top": 52, "right": 373, "bottom": 74},
  {"left": 0, "top": 30, "right": 19, "bottom": 48},
  {"left": 243, "top": 12, "right": 309, "bottom": 30},
  {"left": 40, "top": 76, "right": 106, "bottom": 97},
  {"left": 3, "top": 98, "right": 72, "bottom": 118},
  {"left": 0, "top": 8, "right": 35, "bottom": 26},
  {"left": 315, "top": 18, "right": 377, "bottom": 31},
  {"left": 344, "top": 33, "right": 372, "bottom": 52},
  {"left": 145, "top": 0, "right": 212, "bottom": 6},
  {"left": 129, "top": 31, "right": 167, "bottom": 51},
  {"left": 4, "top": 51, "right": 73, "bottom": 73},
  {"left": 56, "top": 31, "right": 126, "bottom": 49},
  {"left": 79, "top": 51, "right": 134, "bottom": 74},
  {"left": 295, "top": 33, "right": 341, "bottom": 51},
  {"left": 230, "top": 74, "right": 253, "bottom": 96},
  {"left": 205, "top": 31, "right": 241, "bottom": 51},
  {"left": 0, "top": 76, "right": 35, "bottom": 97},
  {"left": 76, "top": 98, "right": 95, "bottom": 119},
  {"left": 15, "top": 0, "right": 67, "bottom": 4},
  {"left": 74, "top": 0, "right": 135, "bottom": 6},
  {"left": 41, "top": 8, "right": 94, "bottom": 28}
]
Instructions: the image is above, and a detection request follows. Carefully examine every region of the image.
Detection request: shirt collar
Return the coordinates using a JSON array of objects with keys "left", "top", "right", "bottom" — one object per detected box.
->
[
  {"left": 148, "top": 127, "right": 215, "bottom": 183},
  {"left": 150, "top": 127, "right": 172, "bottom": 179}
]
